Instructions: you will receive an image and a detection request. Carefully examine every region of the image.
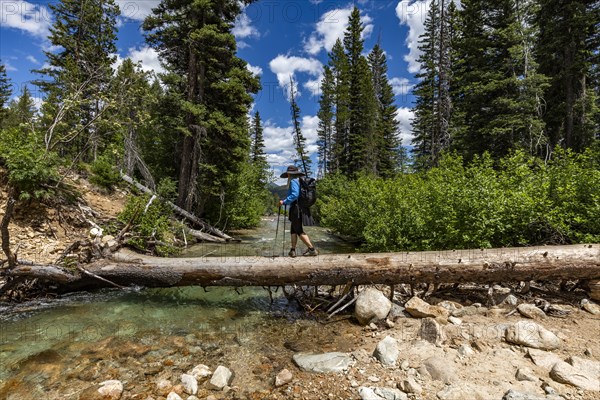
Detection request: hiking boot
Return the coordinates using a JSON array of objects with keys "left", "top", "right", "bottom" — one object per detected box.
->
[
  {"left": 288, "top": 248, "right": 296, "bottom": 258},
  {"left": 303, "top": 248, "right": 319, "bottom": 256}
]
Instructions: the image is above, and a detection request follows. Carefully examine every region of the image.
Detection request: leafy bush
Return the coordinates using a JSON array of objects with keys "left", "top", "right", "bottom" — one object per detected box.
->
[
  {"left": 89, "top": 155, "right": 120, "bottom": 190},
  {"left": 317, "top": 149, "right": 600, "bottom": 252},
  {"left": 118, "top": 194, "right": 178, "bottom": 256},
  {"left": 0, "top": 127, "right": 59, "bottom": 200}
]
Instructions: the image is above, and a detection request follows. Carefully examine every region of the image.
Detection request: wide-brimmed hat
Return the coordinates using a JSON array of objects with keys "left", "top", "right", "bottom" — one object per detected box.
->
[{"left": 280, "top": 165, "right": 305, "bottom": 178}]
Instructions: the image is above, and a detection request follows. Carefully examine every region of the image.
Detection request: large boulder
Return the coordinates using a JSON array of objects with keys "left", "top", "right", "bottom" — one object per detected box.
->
[
  {"left": 404, "top": 297, "right": 449, "bottom": 320},
  {"left": 550, "top": 357, "right": 600, "bottom": 391},
  {"left": 505, "top": 321, "right": 561, "bottom": 350},
  {"left": 355, "top": 288, "right": 392, "bottom": 325},
  {"left": 293, "top": 352, "right": 353, "bottom": 373}
]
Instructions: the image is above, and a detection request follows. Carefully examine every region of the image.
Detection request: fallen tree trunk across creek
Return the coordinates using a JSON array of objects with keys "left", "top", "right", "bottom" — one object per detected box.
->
[{"left": 5, "top": 244, "right": 600, "bottom": 290}]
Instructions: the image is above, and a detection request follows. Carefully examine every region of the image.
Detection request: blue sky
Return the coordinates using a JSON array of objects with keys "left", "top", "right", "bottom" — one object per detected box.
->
[{"left": 0, "top": 0, "right": 432, "bottom": 179}]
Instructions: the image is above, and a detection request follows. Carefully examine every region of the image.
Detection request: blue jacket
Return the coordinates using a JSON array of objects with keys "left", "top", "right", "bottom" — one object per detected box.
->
[{"left": 282, "top": 178, "right": 300, "bottom": 205}]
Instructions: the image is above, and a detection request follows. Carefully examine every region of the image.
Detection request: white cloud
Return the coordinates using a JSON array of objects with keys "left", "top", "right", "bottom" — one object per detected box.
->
[
  {"left": 304, "top": 7, "right": 374, "bottom": 55},
  {"left": 26, "top": 55, "right": 39, "bottom": 65},
  {"left": 115, "top": 0, "right": 160, "bottom": 21},
  {"left": 0, "top": 1, "right": 52, "bottom": 39},
  {"left": 390, "top": 77, "right": 413, "bottom": 96},
  {"left": 233, "top": 12, "right": 259, "bottom": 39},
  {"left": 4, "top": 61, "right": 17, "bottom": 72},
  {"left": 263, "top": 115, "right": 320, "bottom": 170},
  {"left": 396, "top": 0, "right": 430, "bottom": 74},
  {"left": 269, "top": 55, "right": 323, "bottom": 97},
  {"left": 395, "top": 107, "right": 415, "bottom": 145},
  {"left": 246, "top": 63, "right": 263, "bottom": 76},
  {"left": 114, "top": 46, "right": 165, "bottom": 74}
]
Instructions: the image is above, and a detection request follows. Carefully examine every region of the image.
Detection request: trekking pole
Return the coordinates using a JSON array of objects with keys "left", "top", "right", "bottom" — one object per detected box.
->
[
  {"left": 282, "top": 205, "right": 287, "bottom": 256},
  {"left": 273, "top": 204, "right": 281, "bottom": 257}
]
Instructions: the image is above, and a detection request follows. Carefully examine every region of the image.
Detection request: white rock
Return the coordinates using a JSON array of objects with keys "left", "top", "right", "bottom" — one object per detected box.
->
[
  {"left": 503, "top": 294, "right": 519, "bottom": 306},
  {"left": 207, "top": 366, "right": 233, "bottom": 390},
  {"left": 437, "top": 384, "right": 485, "bottom": 400},
  {"left": 355, "top": 288, "right": 393, "bottom": 326},
  {"left": 358, "top": 386, "right": 408, "bottom": 400},
  {"left": 550, "top": 357, "right": 600, "bottom": 391},
  {"left": 581, "top": 299, "right": 600, "bottom": 315},
  {"left": 293, "top": 352, "right": 353, "bottom": 373},
  {"left": 373, "top": 336, "right": 399, "bottom": 367},
  {"left": 448, "top": 316, "right": 462, "bottom": 325},
  {"left": 166, "top": 393, "right": 183, "bottom": 400},
  {"left": 517, "top": 304, "right": 546, "bottom": 319},
  {"left": 421, "top": 356, "right": 456, "bottom": 383},
  {"left": 180, "top": 374, "right": 197, "bottom": 395},
  {"left": 527, "top": 349, "right": 563, "bottom": 371},
  {"left": 190, "top": 364, "right": 212, "bottom": 379},
  {"left": 458, "top": 344, "right": 475, "bottom": 358},
  {"left": 505, "top": 321, "right": 561, "bottom": 350},
  {"left": 275, "top": 369, "right": 293, "bottom": 387},
  {"left": 405, "top": 297, "right": 449, "bottom": 319},
  {"left": 98, "top": 380, "right": 123, "bottom": 400},
  {"left": 502, "top": 389, "right": 546, "bottom": 400}
]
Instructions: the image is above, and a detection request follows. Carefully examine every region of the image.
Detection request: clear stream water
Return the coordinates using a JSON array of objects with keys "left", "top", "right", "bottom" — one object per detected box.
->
[{"left": 0, "top": 217, "right": 358, "bottom": 399}]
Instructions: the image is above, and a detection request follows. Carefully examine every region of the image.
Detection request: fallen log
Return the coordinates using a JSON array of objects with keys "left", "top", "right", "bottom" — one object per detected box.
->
[
  {"left": 120, "top": 173, "right": 236, "bottom": 242},
  {"left": 5, "top": 244, "right": 599, "bottom": 289}
]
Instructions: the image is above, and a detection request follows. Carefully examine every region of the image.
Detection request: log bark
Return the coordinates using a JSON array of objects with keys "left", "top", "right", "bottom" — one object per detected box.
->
[
  {"left": 5, "top": 244, "right": 600, "bottom": 290},
  {"left": 120, "top": 173, "right": 235, "bottom": 242}
]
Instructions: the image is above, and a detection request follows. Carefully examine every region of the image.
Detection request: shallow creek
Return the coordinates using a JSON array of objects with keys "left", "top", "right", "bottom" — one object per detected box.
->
[{"left": 0, "top": 217, "right": 359, "bottom": 399}]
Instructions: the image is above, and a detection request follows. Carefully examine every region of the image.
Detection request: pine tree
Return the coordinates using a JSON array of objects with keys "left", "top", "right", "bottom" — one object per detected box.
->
[
  {"left": 0, "top": 62, "right": 12, "bottom": 122},
  {"left": 317, "top": 66, "right": 335, "bottom": 178},
  {"left": 34, "top": 0, "right": 119, "bottom": 159},
  {"left": 344, "top": 6, "right": 377, "bottom": 175},
  {"left": 289, "top": 77, "right": 311, "bottom": 176},
  {"left": 536, "top": 0, "right": 599, "bottom": 152},
  {"left": 3, "top": 86, "right": 37, "bottom": 131},
  {"left": 329, "top": 39, "right": 350, "bottom": 173},
  {"left": 144, "top": 0, "right": 260, "bottom": 214},
  {"left": 452, "top": 0, "right": 548, "bottom": 159},
  {"left": 250, "top": 111, "right": 270, "bottom": 187},
  {"left": 368, "top": 43, "right": 402, "bottom": 177}
]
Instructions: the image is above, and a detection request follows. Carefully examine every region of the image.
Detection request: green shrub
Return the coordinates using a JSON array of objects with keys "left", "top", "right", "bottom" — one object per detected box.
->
[{"left": 89, "top": 155, "right": 120, "bottom": 190}]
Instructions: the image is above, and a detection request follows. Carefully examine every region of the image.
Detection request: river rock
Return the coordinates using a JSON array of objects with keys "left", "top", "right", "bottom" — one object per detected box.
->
[
  {"left": 373, "top": 336, "right": 399, "bottom": 366},
  {"left": 207, "top": 366, "right": 233, "bottom": 390},
  {"left": 189, "top": 364, "right": 212, "bottom": 379},
  {"left": 527, "top": 349, "right": 562, "bottom": 370},
  {"left": 502, "top": 389, "right": 546, "bottom": 400},
  {"left": 399, "top": 377, "right": 422, "bottom": 394},
  {"left": 516, "top": 367, "right": 538, "bottom": 382},
  {"left": 355, "top": 288, "right": 392, "bottom": 325},
  {"left": 437, "top": 384, "right": 484, "bottom": 400},
  {"left": 358, "top": 386, "right": 408, "bottom": 400},
  {"left": 517, "top": 304, "right": 546, "bottom": 319},
  {"left": 581, "top": 299, "right": 600, "bottom": 315},
  {"left": 421, "top": 356, "right": 456, "bottom": 383},
  {"left": 405, "top": 297, "right": 449, "bottom": 319},
  {"left": 550, "top": 357, "right": 600, "bottom": 391},
  {"left": 419, "top": 318, "right": 444, "bottom": 345},
  {"left": 97, "top": 380, "right": 123, "bottom": 399},
  {"left": 180, "top": 374, "right": 197, "bottom": 395},
  {"left": 505, "top": 321, "right": 561, "bottom": 350},
  {"left": 293, "top": 352, "right": 353, "bottom": 373},
  {"left": 275, "top": 369, "right": 293, "bottom": 387},
  {"left": 166, "top": 393, "right": 183, "bottom": 400}
]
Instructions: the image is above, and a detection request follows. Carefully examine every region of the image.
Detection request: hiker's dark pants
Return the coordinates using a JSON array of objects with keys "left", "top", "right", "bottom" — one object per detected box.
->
[{"left": 288, "top": 202, "right": 304, "bottom": 235}]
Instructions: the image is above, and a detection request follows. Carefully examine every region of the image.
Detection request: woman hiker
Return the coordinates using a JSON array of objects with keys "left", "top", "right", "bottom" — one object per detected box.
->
[{"left": 279, "top": 165, "right": 318, "bottom": 257}]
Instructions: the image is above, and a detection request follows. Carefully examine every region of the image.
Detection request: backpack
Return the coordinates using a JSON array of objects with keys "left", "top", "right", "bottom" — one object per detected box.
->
[{"left": 298, "top": 177, "right": 317, "bottom": 208}]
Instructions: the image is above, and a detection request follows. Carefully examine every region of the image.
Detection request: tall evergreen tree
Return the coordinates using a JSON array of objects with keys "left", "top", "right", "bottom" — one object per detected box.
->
[
  {"left": 452, "top": 0, "right": 548, "bottom": 159},
  {"left": 536, "top": 0, "right": 599, "bottom": 151},
  {"left": 317, "top": 66, "right": 335, "bottom": 178},
  {"left": 250, "top": 111, "right": 270, "bottom": 187},
  {"left": 4, "top": 86, "right": 37, "bottom": 131},
  {"left": 368, "top": 43, "right": 402, "bottom": 177},
  {"left": 329, "top": 39, "right": 350, "bottom": 173},
  {"left": 144, "top": 0, "right": 260, "bottom": 214},
  {"left": 289, "top": 77, "right": 311, "bottom": 176},
  {"left": 34, "top": 0, "right": 119, "bottom": 159},
  {"left": 344, "top": 6, "right": 377, "bottom": 175},
  {"left": 0, "top": 63, "right": 12, "bottom": 123}
]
